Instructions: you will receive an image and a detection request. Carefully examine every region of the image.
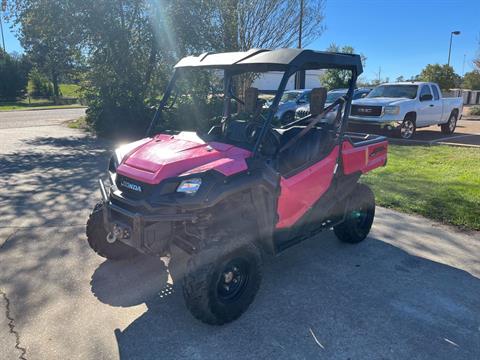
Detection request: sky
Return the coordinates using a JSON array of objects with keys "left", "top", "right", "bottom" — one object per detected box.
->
[{"left": 1, "top": 0, "right": 479, "bottom": 82}]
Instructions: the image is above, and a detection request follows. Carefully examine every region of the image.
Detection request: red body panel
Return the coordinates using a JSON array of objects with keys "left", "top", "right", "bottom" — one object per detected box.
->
[
  {"left": 276, "top": 138, "right": 387, "bottom": 229},
  {"left": 342, "top": 140, "right": 388, "bottom": 175},
  {"left": 276, "top": 146, "right": 338, "bottom": 229},
  {"left": 117, "top": 132, "right": 251, "bottom": 184}
]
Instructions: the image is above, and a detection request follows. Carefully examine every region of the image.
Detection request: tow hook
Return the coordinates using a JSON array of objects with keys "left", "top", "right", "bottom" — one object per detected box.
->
[
  {"left": 106, "top": 232, "right": 117, "bottom": 244},
  {"left": 106, "top": 223, "right": 131, "bottom": 244}
]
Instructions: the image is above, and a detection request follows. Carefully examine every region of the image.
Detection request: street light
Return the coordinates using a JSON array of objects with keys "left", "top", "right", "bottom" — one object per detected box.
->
[{"left": 447, "top": 30, "right": 461, "bottom": 67}]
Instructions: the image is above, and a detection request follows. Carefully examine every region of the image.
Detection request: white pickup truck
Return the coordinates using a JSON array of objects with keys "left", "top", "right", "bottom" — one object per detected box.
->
[{"left": 349, "top": 82, "right": 463, "bottom": 139}]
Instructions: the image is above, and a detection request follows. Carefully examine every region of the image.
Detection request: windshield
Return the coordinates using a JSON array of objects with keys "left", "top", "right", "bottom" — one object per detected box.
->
[
  {"left": 280, "top": 91, "right": 301, "bottom": 103},
  {"left": 326, "top": 91, "right": 346, "bottom": 104},
  {"left": 368, "top": 85, "right": 418, "bottom": 99}
]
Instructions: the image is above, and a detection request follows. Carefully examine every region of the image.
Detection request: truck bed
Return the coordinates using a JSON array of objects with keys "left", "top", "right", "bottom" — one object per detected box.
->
[{"left": 341, "top": 132, "right": 388, "bottom": 174}]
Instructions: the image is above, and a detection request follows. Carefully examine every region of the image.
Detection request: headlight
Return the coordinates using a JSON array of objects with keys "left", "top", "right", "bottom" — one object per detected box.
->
[
  {"left": 176, "top": 178, "right": 202, "bottom": 195},
  {"left": 384, "top": 106, "right": 400, "bottom": 115}
]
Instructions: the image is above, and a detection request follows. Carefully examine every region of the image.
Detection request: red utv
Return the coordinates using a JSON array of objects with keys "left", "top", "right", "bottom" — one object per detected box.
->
[{"left": 86, "top": 49, "right": 388, "bottom": 325}]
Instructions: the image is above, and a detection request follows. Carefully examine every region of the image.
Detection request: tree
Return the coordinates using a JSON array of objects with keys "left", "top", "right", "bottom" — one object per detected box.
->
[
  {"left": 76, "top": 0, "right": 166, "bottom": 138},
  {"left": 235, "top": 0, "right": 325, "bottom": 51},
  {"left": 8, "top": 1, "right": 83, "bottom": 102},
  {"left": 320, "top": 44, "right": 366, "bottom": 90},
  {"left": 396, "top": 75, "right": 405, "bottom": 82},
  {"left": 0, "top": 50, "right": 30, "bottom": 99},
  {"left": 417, "top": 64, "right": 461, "bottom": 90},
  {"left": 463, "top": 70, "right": 480, "bottom": 90}
]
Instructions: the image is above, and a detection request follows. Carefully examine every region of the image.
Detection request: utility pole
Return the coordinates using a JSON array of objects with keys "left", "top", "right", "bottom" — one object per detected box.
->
[
  {"left": 0, "top": 10, "right": 6, "bottom": 53},
  {"left": 294, "top": 0, "right": 305, "bottom": 89},
  {"left": 462, "top": 53, "right": 466, "bottom": 76}
]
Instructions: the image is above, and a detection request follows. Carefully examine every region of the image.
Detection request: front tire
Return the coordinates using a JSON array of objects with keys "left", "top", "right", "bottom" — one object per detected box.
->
[
  {"left": 441, "top": 112, "right": 457, "bottom": 134},
  {"left": 182, "top": 234, "right": 262, "bottom": 325},
  {"left": 334, "top": 184, "right": 375, "bottom": 244},
  {"left": 86, "top": 202, "right": 139, "bottom": 260},
  {"left": 281, "top": 111, "right": 295, "bottom": 125},
  {"left": 398, "top": 116, "right": 416, "bottom": 139}
]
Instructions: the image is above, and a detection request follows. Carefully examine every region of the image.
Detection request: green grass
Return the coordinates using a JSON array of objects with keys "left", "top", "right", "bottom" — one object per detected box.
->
[
  {"left": 469, "top": 106, "right": 480, "bottom": 116},
  {"left": 59, "top": 83, "right": 81, "bottom": 98},
  {"left": 362, "top": 144, "right": 480, "bottom": 231},
  {"left": 67, "top": 116, "right": 90, "bottom": 130}
]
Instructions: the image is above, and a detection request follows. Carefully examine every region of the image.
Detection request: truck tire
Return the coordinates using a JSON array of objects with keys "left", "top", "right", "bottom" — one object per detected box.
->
[
  {"left": 334, "top": 184, "right": 375, "bottom": 244},
  {"left": 182, "top": 231, "right": 262, "bottom": 325},
  {"left": 398, "top": 115, "right": 416, "bottom": 139},
  {"left": 441, "top": 112, "right": 457, "bottom": 134},
  {"left": 86, "top": 202, "right": 139, "bottom": 260}
]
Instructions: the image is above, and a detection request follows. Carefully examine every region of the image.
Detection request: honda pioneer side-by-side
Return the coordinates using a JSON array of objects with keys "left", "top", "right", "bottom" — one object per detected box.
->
[{"left": 86, "top": 49, "right": 388, "bottom": 325}]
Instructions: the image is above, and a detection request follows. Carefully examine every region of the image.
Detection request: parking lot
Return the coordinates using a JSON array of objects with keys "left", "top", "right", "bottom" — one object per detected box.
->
[
  {"left": 392, "top": 116, "right": 480, "bottom": 146},
  {"left": 1, "top": 109, "right": 479, "bottom": 360}
]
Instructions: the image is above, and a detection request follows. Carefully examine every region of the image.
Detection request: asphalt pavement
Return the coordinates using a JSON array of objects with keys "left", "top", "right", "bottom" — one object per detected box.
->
[{"left": 0, "top": 109, "right": 479, "bottom": 360}]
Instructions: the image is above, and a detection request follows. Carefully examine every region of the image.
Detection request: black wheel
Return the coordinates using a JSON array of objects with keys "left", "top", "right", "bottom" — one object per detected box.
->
[
  {"left": 86, "top": 202, "right": 139, "bottom": 260},
  {"left": 281, "top": 111, "right": 295, "bottom": 125},
  {"left": 398, "top": 116, "right": 416, "bottom": 139},
  {"left": 441, "top": 112, "right": 457, "bottom": 134},
  {"left": 182, "top": 234, "right": 262, "bottom": 325},
  {"left": 334, "top": 184, "right": 375, "bottom": 244}
]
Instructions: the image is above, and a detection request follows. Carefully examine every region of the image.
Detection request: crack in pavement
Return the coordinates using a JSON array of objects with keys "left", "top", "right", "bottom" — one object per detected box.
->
[
  {"left": 0, "top": 230, "right": 18, "bottom": 250},
  {"left": 1, "top": 290, "right": 28, "bottom": 360}
]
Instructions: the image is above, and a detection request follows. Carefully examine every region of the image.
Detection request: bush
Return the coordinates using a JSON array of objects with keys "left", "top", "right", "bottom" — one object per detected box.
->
[
  {"left": 159, "top": 95, "right": 224, "bottom": 134},
  {"left": 85, "top": 96, "right": 154, "bottom": 141},
  {"left": 469, "top": 106, "right": 480, "bottom": 116},
  {"left": 28, "top": 69, "right": 54, "bottom": 98}
]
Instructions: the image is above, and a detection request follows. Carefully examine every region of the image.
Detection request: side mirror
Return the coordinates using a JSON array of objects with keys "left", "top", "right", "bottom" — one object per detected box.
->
[{"left": 420, "top": 94, "right": 433, "bottom": 101}]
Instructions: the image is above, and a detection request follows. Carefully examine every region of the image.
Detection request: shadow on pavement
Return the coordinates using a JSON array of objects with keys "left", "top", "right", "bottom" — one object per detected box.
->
[
  {"left": 0, "top": 135, "right": 111, "bottom": 228},
  {"left": 89, "top": 233, "right": 480, "bottom": 360}
]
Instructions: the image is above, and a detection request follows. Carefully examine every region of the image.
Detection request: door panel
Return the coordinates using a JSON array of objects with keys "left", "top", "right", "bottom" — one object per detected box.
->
[
  {"left": 430, "top": 85, "right": 444, "bottom": 123},
  {"left": 276, "top": 146, "right": 338, "bottom": 229},
  {"left": 417, "top": 85, "right": 436, "bottom": 126}
]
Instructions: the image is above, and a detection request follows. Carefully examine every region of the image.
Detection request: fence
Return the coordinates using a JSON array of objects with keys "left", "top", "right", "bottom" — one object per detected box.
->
[{"left": 447, "top": 89, "right": 480, "bottom": 105}]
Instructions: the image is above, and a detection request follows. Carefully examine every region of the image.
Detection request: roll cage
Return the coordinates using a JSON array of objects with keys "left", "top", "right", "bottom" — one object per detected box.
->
[{"left": 146, "top": 48, "right": 363, "bottom": 157}]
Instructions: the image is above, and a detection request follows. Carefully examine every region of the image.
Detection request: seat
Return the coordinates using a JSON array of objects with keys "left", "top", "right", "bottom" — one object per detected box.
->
[
  {"left": 278, "top": 127, "right": 332, "bottom": 174},
  {"left": 277, "top": 87, "right": 335, "bottom": 174}
]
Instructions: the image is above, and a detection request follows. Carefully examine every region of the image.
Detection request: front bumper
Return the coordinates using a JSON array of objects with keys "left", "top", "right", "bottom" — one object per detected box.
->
[
  {"left": 99, "top": 179, "right": 197, "bottom": 254},
  {"left": 348, "top": 118, "right": 401, "bottom": 133}
]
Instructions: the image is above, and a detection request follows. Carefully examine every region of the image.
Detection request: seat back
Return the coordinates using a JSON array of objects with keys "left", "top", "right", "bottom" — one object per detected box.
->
[
  {"left": 245, "top": 87, "right": 259, "bottom": 114},
  {"left": 309, "top": 87, "right": 327, "bottom": 116}
]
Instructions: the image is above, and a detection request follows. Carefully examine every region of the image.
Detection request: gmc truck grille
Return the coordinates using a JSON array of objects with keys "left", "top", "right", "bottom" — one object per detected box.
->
[{"left": 351, "top": 105, "right": 383, "bottom": 117}]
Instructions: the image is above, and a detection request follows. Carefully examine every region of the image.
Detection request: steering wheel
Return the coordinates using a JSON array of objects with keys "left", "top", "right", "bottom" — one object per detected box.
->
[{"left": 245, "top": 121, "right": 280, "bottom": 155}]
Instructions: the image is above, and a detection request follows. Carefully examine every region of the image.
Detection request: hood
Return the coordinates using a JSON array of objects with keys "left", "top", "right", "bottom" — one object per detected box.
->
[
  {"left": 116, "top": 132, "right": 251, "bottom": 184},
  {"left": 353, "top": 97, "right": 411, "bottom": 106}
]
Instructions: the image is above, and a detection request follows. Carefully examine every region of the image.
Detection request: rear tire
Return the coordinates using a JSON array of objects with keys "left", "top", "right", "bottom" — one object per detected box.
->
[
  {"left": 86, "top": 202, "right": 139, "bottom": 260},
  {"left": 182, "top": 232, "right": 262, "bottom": 325},
  {"left": 441, "top": 112, "right": 457, "bottom": 134},
  {"left": 334, "top": 184, "right": 375, "bottom": 244}
]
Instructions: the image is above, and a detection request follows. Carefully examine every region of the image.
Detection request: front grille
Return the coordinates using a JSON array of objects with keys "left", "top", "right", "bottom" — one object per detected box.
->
[
  {"left": 296, "top": 109, "right": 311, "bottom": 118},
  {"left": 351, "top": 105, "right": 383, "bottom": 117},
  {"left": 116, "top": 174, "right": 152, "bottom": 200},
  {"left": 110, "top": 208, "right": 133, "bottom": 228}
]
